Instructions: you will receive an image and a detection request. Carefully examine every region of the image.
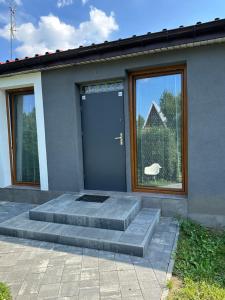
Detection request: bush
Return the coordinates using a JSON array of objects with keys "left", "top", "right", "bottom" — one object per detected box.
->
[
  {"left": 0, "top": 282, "right": 11, "bottom": 300},
  {"left": 171, "top": 278, "right": 225, "bottom": 300},
  {"left": 137, "top": 127, "right": 179, "bottom": 182}
]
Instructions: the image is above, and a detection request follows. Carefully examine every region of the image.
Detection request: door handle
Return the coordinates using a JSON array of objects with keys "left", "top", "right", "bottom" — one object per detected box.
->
[{"left": 114, "top": 133, "right": 124, "bottom": 146}]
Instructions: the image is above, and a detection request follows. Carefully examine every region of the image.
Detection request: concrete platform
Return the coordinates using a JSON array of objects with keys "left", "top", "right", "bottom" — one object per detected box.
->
[
  {"left": 0, "top": 208, "right": 160, "bottom": 257},
  {"left": 29, "top": 194, "right": 142, "bottom": 231}
]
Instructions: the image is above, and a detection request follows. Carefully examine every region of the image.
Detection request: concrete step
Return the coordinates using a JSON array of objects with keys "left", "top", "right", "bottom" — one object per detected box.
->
[
  {"left": 29, "top": 194, "right": 142, "bottom": 231},
  {"left": 0, "top": 208, "right": 160, "bottom": 257}
]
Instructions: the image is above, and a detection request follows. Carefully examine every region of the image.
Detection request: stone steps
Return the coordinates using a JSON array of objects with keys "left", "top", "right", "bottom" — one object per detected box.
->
[
  {"left": 29, "top": 194, "right": 142, "bottom": 231},
  {"left": 0, "top": 208, "right": 160, "bottom": 257}
]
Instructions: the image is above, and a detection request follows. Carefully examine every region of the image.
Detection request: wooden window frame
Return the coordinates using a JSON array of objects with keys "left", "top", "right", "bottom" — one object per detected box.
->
[
  {"left": 129, "top": 64, "right": 188, "bottom": 195},
  {"left": 6, "top": 87, "right": 40, "bottom": 187}
]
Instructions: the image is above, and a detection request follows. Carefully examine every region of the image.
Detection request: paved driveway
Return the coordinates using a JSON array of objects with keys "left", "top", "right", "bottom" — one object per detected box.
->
[
  {"left": 0, "top": 201, "right": 178, "bottom": 300},
  {"left": 0, "top": 201, "right": 35, "bottom": 223}
]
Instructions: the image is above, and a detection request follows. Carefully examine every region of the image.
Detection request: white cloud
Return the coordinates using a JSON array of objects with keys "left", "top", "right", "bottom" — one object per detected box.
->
[
  {"left": 0, "top": 0, "right": 22, "bottom": 5},
  {"left": 14, "top": 0, "right": 22, "bottom": 5},
  {"left": 57, "top": 0, "right": 73, "bottom": 8},
  {"left": 56, "top": 0, "right": 88, "bottom": 8},
  {"left": 0, "top": 7, "right": 119, "bottom": 57},
  {"left": 1, "top": 0, "right": 86, "bottom": 8}
]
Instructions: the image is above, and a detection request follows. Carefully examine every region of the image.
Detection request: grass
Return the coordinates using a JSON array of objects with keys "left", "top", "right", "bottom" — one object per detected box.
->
[
  {"left": 0, "top": 282, "right": 11, "bottom": 300},
  {"left": 168, "top": 219, "right": 225, "bottom": 300},
  {"left": 138, "top": 178, "right": 177, "bottom": 187}
]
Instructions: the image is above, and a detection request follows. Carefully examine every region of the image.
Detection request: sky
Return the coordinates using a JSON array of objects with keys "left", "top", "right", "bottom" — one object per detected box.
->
[
  {"left": 136, "top": 74, "right": 181, "bottom": 120},
  {"left": 0, "top": 0, "right": 225, "bottom": 61}
]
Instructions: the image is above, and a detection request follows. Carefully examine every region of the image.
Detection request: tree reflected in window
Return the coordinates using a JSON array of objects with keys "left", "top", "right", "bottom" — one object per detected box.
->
[
  {"left": 136, "top": 73, "right": 183, "bottom": 190},
  {"left": 10, "top": 92, "right": 40, "bottom": 184}
]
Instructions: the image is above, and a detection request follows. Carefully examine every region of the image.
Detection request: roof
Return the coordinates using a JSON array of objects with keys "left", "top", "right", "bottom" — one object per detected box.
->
[
  {"left": 1, "top": 18, "right": 225, "bottom": 76},
  {"left": 144, "top": 101, "right": 167, "bottom": 128}
]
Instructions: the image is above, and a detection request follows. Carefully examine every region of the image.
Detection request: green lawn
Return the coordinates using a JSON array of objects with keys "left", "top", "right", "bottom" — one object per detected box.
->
[
  {"left": 138, "top": 178, "right": 177, "bottom": 187},
  {"left": 0, "top": 282, "right": 11, "bottom": 300},
  {"left": 168, "top": 219, "right": 225, "bottom": 300}
]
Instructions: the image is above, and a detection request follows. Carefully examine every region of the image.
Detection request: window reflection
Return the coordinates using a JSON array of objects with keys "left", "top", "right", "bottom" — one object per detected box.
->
[
  {"left": 10, "top": 92, "right": 40, "bottom": 184},
  {"left": 136, "top": 74, "right": 182, "bottom": 190}
]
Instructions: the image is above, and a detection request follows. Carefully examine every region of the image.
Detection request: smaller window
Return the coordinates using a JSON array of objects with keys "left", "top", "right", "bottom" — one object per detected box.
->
[
  {"left": 7, "top": 88, "right": 40, "bottom": 186},
  {"left": 81, "top": 82, "right": 124, "bottom": 94}
]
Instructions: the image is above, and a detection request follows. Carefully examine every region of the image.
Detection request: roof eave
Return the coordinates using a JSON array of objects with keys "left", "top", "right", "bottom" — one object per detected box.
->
[{"left": 0, "top": 34, "right": 225, "bottom": 78}]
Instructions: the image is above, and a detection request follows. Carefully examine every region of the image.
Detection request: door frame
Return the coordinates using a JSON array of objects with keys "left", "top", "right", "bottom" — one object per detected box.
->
[
  {"left": 6, "top": 87, "right": 40, "bottom": 186},
  {"left": 129, "top": 64, "right": 188, "bottom": 195},
  {"left": 80, "top": 82, "right": 127, "bottom": 191}
]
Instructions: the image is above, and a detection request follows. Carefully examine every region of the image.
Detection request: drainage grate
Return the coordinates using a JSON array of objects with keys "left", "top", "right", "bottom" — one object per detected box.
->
[{"left": 76, "top": 194, "right": 109, "bottom": 203}]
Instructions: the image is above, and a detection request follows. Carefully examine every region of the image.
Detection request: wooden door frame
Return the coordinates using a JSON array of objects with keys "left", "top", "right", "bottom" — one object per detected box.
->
[
  {"left": 129, "top": 64, "right": 188, "bottom": 195},
  {"left": 6, "top": 87, "right": 40, "bottom": 186}
]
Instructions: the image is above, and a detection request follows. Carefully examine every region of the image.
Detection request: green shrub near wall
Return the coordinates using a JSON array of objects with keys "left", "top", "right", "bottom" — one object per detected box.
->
[
  {"left": 137, "top": 127, "right": 179, "bottom": 183},
  {"left": 0, "top": 282, "right": 11, "bottom": 300}
]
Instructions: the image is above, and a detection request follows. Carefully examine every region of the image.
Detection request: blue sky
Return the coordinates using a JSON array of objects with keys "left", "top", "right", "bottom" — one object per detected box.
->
[
  {"left": 0, "top": 0, "right": 225, "bottom": 61},
  {"left": 136, "top": 74, "right": 181, "bottom": 120}
]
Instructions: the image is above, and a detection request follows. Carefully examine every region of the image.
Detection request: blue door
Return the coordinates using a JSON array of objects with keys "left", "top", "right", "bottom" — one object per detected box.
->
[{"left": 81, "top": 86, "right": 126, "bottom": 191}]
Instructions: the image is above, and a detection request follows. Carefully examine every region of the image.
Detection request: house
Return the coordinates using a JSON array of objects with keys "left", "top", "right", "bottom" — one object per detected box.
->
[
  {"left": 143, "top": 101, "right": 167, "bottom": 128},
  {"left": 0, "top": 18, "right": 225, "bottom": 232}
]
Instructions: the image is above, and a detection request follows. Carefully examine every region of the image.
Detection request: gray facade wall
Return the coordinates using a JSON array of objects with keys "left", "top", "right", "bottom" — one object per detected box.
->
[{"left": 41, "top": 43, "right": 225, "bottom": 225}]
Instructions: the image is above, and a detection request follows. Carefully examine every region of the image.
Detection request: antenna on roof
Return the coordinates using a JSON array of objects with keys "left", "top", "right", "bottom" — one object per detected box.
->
[{"left": 8, "top": 0, "right": 17, "bottom": 60}]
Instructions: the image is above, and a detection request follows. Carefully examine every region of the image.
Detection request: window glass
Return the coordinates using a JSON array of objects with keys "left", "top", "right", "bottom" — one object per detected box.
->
[
  {"left": 11, "top": 93, "right": 40, "bottom": 184},
  {"left": 136, "top": 73, "right": 182, "bottom": 190}
]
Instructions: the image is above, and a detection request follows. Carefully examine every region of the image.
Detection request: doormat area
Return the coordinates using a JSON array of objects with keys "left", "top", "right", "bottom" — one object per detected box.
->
[{"left": 76, "top": 194, "right": 109, "bottom": 203}]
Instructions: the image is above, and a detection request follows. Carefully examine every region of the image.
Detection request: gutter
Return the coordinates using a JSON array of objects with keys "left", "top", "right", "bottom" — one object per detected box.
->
[{"left": 0, "top": 36, "right": 225, "bottom": 78}]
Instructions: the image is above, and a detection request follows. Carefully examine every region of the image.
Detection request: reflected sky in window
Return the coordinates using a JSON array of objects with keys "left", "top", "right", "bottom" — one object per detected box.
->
[
  {"left": 21, "top": 94, "right": 35, "bottom": 114},
  {"left": 136, "top": 74, "right": 181, "bottom": 121}
]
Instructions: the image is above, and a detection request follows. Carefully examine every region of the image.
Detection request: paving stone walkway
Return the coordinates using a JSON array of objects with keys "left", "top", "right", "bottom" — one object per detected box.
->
[
  {"left": 0, "top": 201, "right": 35, "bottom": 223},
  {"left": 0, "top": 201, "right": 179, "bottom": 300}
]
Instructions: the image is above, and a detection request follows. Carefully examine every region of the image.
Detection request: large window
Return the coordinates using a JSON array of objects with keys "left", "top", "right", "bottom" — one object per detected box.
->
[
  {"left": 7, "top": 89, "right": 40, "bottom": 185},
  {"left": 130, "top": 65, "right": 187, "bottom": 194}
]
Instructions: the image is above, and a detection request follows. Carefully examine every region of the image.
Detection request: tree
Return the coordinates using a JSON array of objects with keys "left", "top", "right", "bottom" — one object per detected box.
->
[
  {"left": 22, "top": 108, "right": 40, "bottom": 183},
  {"left": 159, "top": 90, "right": 181, "bottom": 129},
  {"left": 137, "top": 114, "right": 145, "bottom": 130},
  {"left": 159, "top": 90, "right": 182, "bottom": 181}
]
